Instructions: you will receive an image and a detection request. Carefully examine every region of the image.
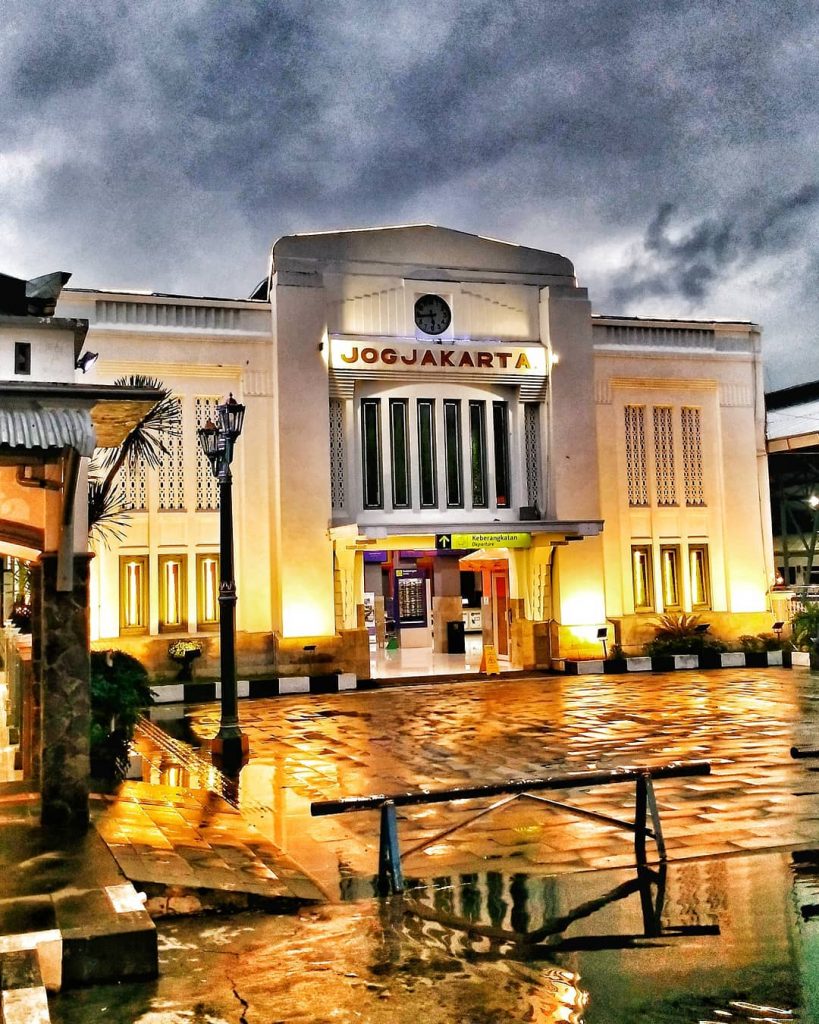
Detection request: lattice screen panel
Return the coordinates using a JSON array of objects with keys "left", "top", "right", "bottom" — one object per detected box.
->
[
  {"left": 681, "top": 407, "right": 705, "bottom": 506},
  {"left": 120, "top": 458, "right": 148, "bottom": 511},
  {"left": 329, "top": 398, "right": 346, "bottom": 511},
  {"left": 195, "top": 397, "right": 220, "bottom": 511},
  {"left": 624, "top": 405, "right": 648, "bottom": 507},
  {"left": 158, "top": 398, "right": 185, "bottom": 510},
  {"left": 653, "top": 406, "right": 677, "bottom": 506},
  {"left": 523, "top": 403, "right": 541, "bottom": 510}
]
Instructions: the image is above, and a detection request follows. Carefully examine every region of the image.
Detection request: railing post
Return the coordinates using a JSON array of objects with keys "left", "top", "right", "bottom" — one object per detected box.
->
[
  {"left": 378, "top": 800, "right": 405, "bottom": 896},
  {"left": 634, "top": 773, "right": 648, "bottom": 865},
  {"left": 645, "top": 777, "right": 666, "bottom": 859}
]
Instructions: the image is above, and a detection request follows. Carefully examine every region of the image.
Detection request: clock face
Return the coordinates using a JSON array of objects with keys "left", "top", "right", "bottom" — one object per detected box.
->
[{"left": 414, "top": 294, "right": 452, "bottom": 336}]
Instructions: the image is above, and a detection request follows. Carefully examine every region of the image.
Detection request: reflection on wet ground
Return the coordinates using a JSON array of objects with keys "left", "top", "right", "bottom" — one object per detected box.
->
[
  {"left": 148, "top": 669, "right": 819, "bottom": 894},
  {"left": 50, "top": 850, "right": 808, "bottom": 1023}
]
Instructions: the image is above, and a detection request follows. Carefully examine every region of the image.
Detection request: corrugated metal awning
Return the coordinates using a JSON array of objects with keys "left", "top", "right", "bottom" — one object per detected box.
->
[{"left": 0, "top": 407, "right": 95, "bottom": 457}]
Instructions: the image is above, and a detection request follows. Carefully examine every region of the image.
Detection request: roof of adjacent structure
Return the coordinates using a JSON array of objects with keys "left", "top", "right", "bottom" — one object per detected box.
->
[{"left": 0, "top": 407, "right": 96, "bottom": 457}]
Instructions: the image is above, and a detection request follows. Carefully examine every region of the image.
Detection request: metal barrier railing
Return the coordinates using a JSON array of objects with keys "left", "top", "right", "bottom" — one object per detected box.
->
[{"left": 312, "top": 760, "right": 712, "bottom": 895}]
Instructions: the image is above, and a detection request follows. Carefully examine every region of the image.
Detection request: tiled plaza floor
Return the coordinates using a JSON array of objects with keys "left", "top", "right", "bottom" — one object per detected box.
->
[
  {"left": 92, "top": 781, "right": 325, "bottom": 910},
  {"left": 178, "top": 667, "right": 819, "bottom": 890}
]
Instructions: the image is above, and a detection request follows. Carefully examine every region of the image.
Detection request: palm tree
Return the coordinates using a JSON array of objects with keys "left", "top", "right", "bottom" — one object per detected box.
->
[{"left": 88, "top": 375, "right": 181, "bottom": 546}]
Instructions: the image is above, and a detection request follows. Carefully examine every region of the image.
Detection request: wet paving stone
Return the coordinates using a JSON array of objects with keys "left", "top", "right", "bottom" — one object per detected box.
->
[
  {"left": 48, "top": 850, "right": 814, "bottom": 1023},
  {"left": 173, "top": 668, "right": 819, "bottom": 888}
]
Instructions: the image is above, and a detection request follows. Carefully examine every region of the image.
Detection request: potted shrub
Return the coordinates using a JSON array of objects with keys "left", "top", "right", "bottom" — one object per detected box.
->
[
  {"left": 90, "top": 649, "right": 154, "bottom": 783},
  {"left": 791, "top": 606, "right": 819, "bottom": 669},
  {"left": 168, "top": 639, "right": 203, "bottom": 681},
  {"left": 604, "top": 643, "right": 628, "bottom": 674},
  {"left": 643, "top": 613, "right": 727, "bottom": 669},
  {"left": 738, "top": 633, "right": 791, "bottom": 667}
]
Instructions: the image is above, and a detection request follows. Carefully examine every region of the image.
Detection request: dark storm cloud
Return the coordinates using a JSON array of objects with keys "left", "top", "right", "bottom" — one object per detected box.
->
[
  {"left": 611, "top": 185, "right": 819, "bottom": 305},
  {"left": 1, "top": 0, "right": 819, "bottom": 385}
]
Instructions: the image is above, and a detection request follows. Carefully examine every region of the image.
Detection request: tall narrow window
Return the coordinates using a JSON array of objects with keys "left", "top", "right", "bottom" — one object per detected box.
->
[
  {"left": 119, "top": 555, "right": 148, "bottom": 633},
  {"left": 389, "top": 399, "right": 411, "bottom": 508},
  {"left": 689, "top": 545, "right": 711, "bottom": 610},
  {"left": 653, "top": 407, "right": 677, "bottom": 506},
  {"left": 469, "top": 401, "right": 488, "bottom": 508},
  {"left": 361, "top": 399, "right": 383, "bottom": 509},
  {"left": 417, "top": 400, "right": 437, "bottom": 508},
  {"left": 493, "top": 401, "right": 511, "bottom": 508},
  {"left": 444, "top": 400, "right": 463, "bottom": 507},
  {"left": 624, "top": 406, "right": 648, "bottom": 506},
  {"left": 632, "top": 545, "right": 654, "bottom": 612},
  {"left": 681, "top": 407, "right": 705, "bottom": 507},
  {"left": 159, "top": 554, "right": 188, "bottom": 632},
  {"left": 660, "top": 545, "right": 681, "bottom": 609},
  {"left": 196, "top": 553, "right": 220, "bottom": 631}
]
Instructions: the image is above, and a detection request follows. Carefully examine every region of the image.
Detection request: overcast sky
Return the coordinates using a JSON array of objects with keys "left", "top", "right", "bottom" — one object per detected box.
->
[{"left": 2, "top": 0, "right": 817, "bottom": 388}]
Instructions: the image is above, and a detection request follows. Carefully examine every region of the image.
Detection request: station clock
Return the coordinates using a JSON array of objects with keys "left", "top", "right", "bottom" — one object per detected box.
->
[{"left": 414, "top": 294, "right": 452, "bottom": 336}]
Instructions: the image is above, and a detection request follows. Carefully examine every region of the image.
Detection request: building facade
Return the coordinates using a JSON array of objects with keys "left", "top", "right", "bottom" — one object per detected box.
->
[{"left": 55, "top": 225, "right": 775, "bottom": 678}]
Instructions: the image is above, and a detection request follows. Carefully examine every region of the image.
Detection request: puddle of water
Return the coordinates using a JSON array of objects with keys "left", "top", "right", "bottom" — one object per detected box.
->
[{"left": 50, "top": 850, "right": 812, "bottom": 1023}]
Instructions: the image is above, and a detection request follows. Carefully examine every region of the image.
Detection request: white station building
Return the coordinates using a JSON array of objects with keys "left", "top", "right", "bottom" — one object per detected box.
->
[{"left": 51, "top": 225, "right": 775, "bottom": 679}]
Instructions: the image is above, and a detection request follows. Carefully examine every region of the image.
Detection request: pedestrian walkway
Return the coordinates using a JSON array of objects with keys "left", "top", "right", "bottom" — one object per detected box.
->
[{"left": 0, "top": 784, "right": 156, "bottom": 1015}]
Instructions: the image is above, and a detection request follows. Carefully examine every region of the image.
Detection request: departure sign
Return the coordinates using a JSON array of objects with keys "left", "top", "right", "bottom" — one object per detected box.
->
[{"left": 436, "top": 532, "right": 531, "bottom": 550}]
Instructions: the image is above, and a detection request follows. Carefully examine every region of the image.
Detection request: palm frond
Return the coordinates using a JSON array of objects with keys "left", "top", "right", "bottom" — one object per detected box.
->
[
  {"left": 97, "top": 375, "right": 182, "bottom": 473},
  {"left": 87, "top": 480, "right": 133, "bottom": 548},
  {"left": 651, "top": 613, "right": 703, "bottom": 639}
]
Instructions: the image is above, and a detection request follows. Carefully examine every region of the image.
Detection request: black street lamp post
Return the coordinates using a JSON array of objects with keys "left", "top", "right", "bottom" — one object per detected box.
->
[{"left": 197, "top": 394, "right": 249, "bottom": 770}]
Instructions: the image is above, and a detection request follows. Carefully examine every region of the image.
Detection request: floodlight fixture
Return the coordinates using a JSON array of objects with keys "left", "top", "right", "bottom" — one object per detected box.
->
[{"left": 75, "top": 350, "right": 99, "bottom": 373}]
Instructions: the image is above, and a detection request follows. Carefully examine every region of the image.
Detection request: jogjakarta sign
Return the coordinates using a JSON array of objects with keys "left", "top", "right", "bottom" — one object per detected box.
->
[{"left": 329, "top": 338, "right": 547, "bottom": 375}]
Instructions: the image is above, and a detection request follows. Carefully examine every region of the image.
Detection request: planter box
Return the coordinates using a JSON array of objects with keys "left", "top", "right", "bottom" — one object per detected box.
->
[
  {"left": 744, "top": 651, "right": 769, "bottom": 668},
  {"left": 720, "top": 652, "right": 746, "bottom": 668},
  {"left": 603, "top": 658, "right": 628, "bottom": 674},
  {"left": 792, "top": 651, "right": 810, "bottom": 668},
  {"left": 766, "top": 650, "right": 784, "bottom": 667},
  {"left": 673, "top": 654, "right": 699, "bottom": 670},
  {"left": 151, "top": 683, "right": 184, "bottom": 704},
  {"left": 698, "top": 650, "right": 723, "bottom": 669},
  {"left": 279, "top": 676, "right": 310, "bottom": 694},
  {"left": 626, "top": 657, "right": 652, "bottom": 672}
]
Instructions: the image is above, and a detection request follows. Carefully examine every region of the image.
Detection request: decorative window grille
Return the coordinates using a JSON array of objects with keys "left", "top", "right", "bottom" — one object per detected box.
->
[
  {"left": 120, "top": 458, "right": 148, "bottom": 511},
  {"left": 329, "top": 399, "right": 345, "bottom": 511},
  {"left": 523, "top": 403, "right": 541, "bottom": 511},
  {"left": 158, "top": 398, "right": 185, "bottom": 511},
  {"left": 681, "top": 407, "right": 705, "bottom": 506},
  {"left": 653, "top": 406, "right": 676, "bottom": 506},
  {"left": 195, "top": 397, "right": 220, "bottom": 511},
  {"left": 624, "top": 406, "right": 648, "bottom": 507}
]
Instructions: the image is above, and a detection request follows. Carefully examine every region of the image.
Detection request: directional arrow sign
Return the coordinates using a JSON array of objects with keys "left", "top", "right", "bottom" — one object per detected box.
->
[{"left": 435, "top": 534, "right": 453, "bottom": 550}]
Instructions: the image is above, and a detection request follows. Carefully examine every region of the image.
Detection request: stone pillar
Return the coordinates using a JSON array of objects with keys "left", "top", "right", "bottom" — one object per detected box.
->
[
  {"left": 432, "top": 558, "right": 463, "bottom": 653},
  {"left": 40, "top": 553, "right": 92, "bottom": 831}
]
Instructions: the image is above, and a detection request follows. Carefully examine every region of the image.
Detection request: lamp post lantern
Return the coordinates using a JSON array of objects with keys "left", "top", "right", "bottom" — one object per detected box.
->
[{"left": 197, "top": 393, "right": 248, "bottom": 771}]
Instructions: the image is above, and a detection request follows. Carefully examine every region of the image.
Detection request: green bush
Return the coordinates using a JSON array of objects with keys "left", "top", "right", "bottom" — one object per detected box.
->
[
  {"left": 791, "top": 605, "right": 819, "bottom": 651},
  {"left": 90, "top": 650, "right": 154, "bottom": 782},
  {"left": 643, "top": 613, "right": 727, "bottom": 657},
  {"left": 738, "top": 632, "right": 791, "bottom": 653}
]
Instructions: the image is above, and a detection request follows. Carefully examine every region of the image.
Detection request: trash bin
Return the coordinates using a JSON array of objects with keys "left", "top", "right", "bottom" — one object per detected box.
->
[{"left": 446, "top": 619, "right": 466, "bottom": 654}]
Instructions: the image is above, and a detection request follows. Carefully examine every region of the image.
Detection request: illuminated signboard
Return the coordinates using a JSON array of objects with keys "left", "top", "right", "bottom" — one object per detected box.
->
[
  {"left": 329, "top": 338, "right": 547, "bottom": 376},
  {"left": 436, "top": 532, "right": 531, "bottom": 550}
]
